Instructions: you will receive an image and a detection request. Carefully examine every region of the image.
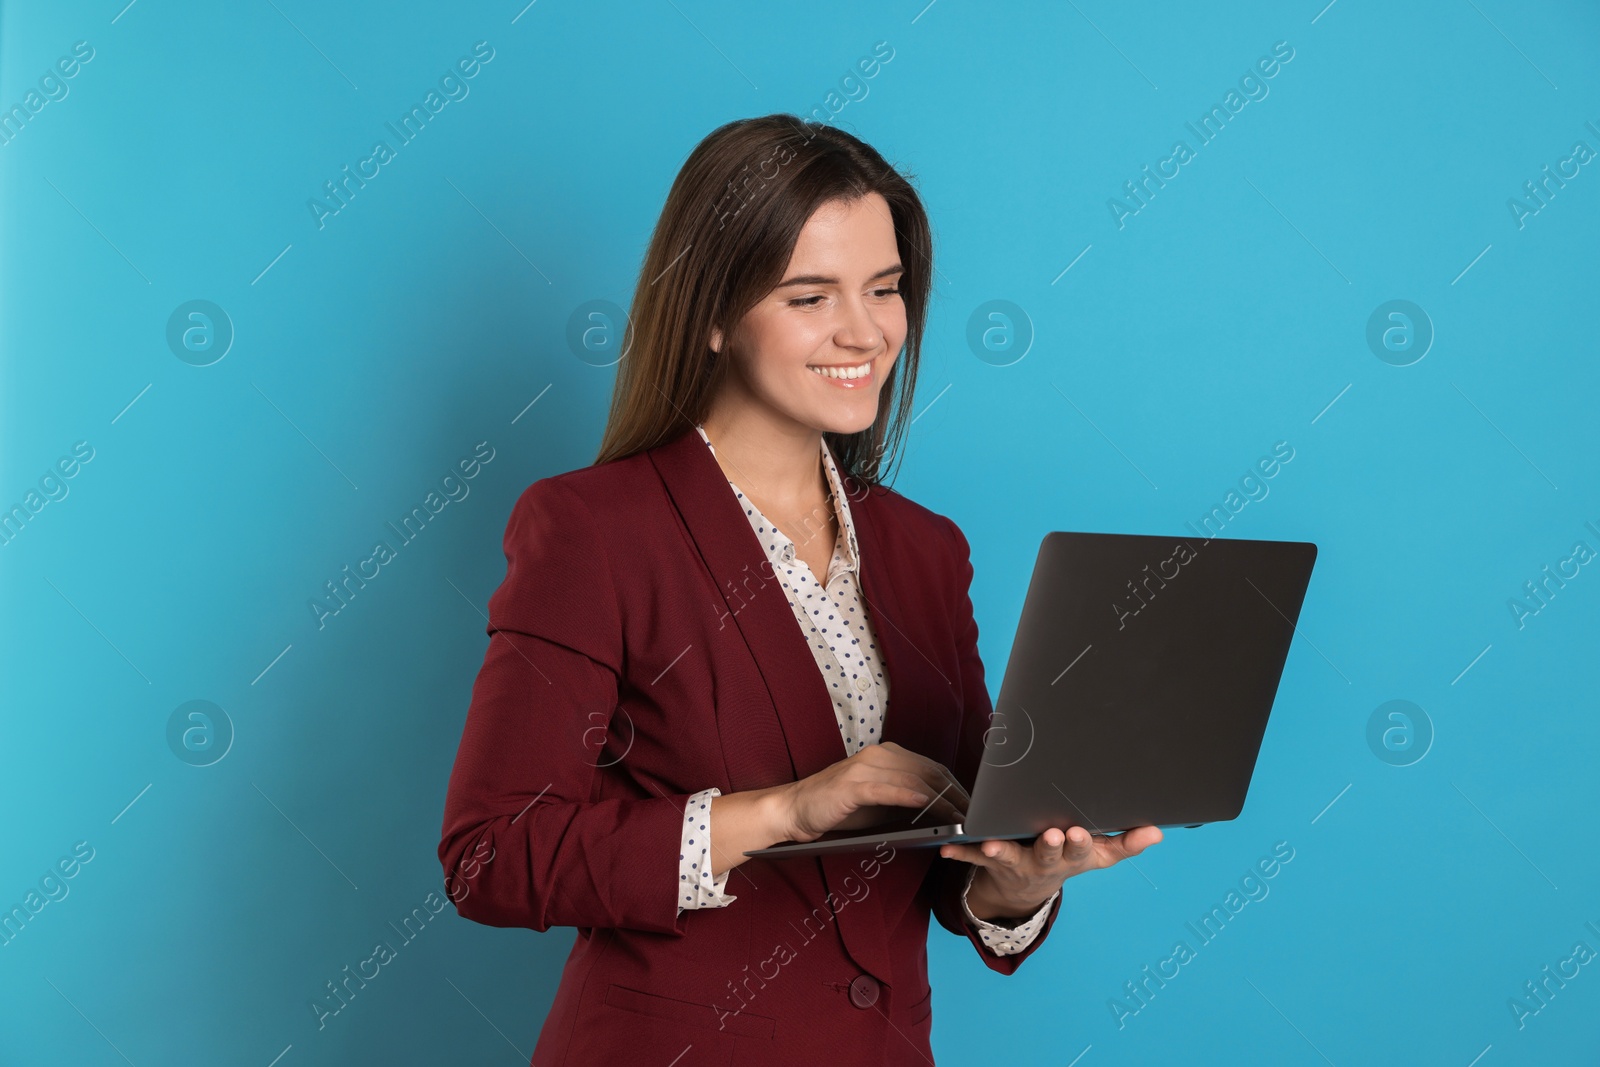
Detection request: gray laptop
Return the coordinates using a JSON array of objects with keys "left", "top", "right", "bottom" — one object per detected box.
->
[{"left": 745, "top": 530, "right": 1317, "bottom": 858}]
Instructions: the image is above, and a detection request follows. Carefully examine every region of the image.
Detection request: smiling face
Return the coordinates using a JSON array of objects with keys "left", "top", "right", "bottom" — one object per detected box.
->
[{"left": 710, "top": 192, "right": 907, "bottom": 438}]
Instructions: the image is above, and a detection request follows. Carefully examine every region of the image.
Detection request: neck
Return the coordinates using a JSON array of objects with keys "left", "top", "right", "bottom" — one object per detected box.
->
[{"left": 698, "top": 408, "right": 826, "bottom": 510}]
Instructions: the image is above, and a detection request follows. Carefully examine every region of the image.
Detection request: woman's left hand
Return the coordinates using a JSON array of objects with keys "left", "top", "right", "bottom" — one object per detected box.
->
[{"left": 939, "top": 825, "right": 1163, "bottom": 919}]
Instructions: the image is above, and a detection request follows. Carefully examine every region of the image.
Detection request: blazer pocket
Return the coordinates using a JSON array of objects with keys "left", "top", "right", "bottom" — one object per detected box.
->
[
  {"left": 903, "top": 985, "right": 933, "bottom": 1025},
  {"left": 604, "top": 982, "right": 776, "bottom": 1040}
]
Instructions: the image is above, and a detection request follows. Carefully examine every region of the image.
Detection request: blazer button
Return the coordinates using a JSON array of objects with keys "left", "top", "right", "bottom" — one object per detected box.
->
[{"left": 848, "top": 974, "right": 880, "bottom": 1009}]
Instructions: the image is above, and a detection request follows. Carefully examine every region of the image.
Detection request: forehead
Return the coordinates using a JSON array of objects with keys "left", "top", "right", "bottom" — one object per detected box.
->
[{"left": 786, "top": 193, "right": 899, "bottom": 268}]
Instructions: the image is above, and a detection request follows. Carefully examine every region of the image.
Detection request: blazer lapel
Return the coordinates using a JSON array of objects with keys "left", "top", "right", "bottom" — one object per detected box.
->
[
  {"left": 648, "top": 427, "right": 905, "bottom": 983},
  {"left": 852, "top": 484, "right": 955, "bottom": 764},
  {"left": 648, "top": 427, "right": 848, "bottom": 789}
]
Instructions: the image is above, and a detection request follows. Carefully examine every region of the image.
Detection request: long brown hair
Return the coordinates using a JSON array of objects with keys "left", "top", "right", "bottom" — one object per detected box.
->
[{"left": 594, "top": 113, "right": 933, "bottom": 488}]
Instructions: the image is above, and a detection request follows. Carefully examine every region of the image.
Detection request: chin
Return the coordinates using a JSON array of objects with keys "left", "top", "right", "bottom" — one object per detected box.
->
[{"left": 811, "top": 408, "right": 879, "bottom": 438}]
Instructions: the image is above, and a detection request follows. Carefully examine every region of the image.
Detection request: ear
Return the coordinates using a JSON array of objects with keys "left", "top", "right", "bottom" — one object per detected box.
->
[{"left": 710, "top": 326, "right": 723, "bottom": 353}]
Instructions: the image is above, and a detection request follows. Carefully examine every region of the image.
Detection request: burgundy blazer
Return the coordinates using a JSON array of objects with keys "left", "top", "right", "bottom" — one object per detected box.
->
[{"left": 437, "top": 425, "right": 1062, "bottom": 1065}]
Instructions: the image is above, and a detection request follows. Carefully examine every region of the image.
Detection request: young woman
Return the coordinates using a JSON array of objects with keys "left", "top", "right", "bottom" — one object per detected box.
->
[{"left": 438, "top": 113, "right": 1160, "bottom": 1066}]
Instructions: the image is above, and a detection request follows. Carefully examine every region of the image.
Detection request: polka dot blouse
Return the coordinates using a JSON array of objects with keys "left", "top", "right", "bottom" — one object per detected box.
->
[{"left": 675, "top": 424, "right": 1055, "bottom": 955}]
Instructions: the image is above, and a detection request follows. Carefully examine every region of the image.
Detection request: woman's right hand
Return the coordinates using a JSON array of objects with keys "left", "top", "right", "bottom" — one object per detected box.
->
[{"left": 774, "top": 741, "right": 970, "bottom": 843}]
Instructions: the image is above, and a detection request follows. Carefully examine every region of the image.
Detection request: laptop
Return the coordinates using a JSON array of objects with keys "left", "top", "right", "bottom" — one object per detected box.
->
[{"left": 744, "top": 530, "right": 1318, "bottom": 858}]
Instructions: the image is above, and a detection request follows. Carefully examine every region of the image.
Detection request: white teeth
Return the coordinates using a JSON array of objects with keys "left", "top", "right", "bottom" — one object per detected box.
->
[{"left": 809, "top": 361, "right": 871, "bottom": 380}]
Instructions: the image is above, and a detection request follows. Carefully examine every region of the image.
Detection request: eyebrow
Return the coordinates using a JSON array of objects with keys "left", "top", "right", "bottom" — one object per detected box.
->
[{"left": 774, "top": 263, "right": 904, "bottom": 289}]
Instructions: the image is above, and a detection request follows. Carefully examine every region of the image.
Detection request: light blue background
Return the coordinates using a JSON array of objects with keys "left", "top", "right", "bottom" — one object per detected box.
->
[{"left": 2, "top": 1, "right": 1597, "bottom": 1063}]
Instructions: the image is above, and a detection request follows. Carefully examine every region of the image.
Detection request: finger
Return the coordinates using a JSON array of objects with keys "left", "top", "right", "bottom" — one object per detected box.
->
[
  {"left": 1095, "top": 825, "right": 1163, "bottom": 865},
  {"left": 921, "top": 761, "right": 971, "bottom": 811},
  {"left": 888, "top": 770, "right": 965, "bottom": 825},
  {"left": 974, "top": 837, "right": 1025, "bottom": 868},
  {"left": 881, "top": 754, "right": 968, "bottom": 814},
  {"left": 1061, "top": 825, "right": 1096, "bottom": 866},
  {"left": 1117, "top": 825, "right": 1163, "bottom": 855},
  {"left": 937, "top": 842, "right": 989, "bottom": 866},
  {"left": 938, "top": 837, "right": 1023, "bottom": 868},
  {"left": 881, "top": 746, "right": 971, "bottom": 811},
  {"left": 1033, "top": 826, "right": 1067, "bottom": 868},
  {"left": 917, "top": 779, "right": 968, "bottom": 826},
  {"left": 865, "top": 777, "right": 937, "bottom": 810}
]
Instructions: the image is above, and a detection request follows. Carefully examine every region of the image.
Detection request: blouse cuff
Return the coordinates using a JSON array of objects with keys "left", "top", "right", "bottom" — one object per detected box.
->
[
  {"left": 677, "top": 787, "right": 736, "bottom": 914},
  {"left": 959, "top": 865, "right": 1058, "bottom": 956}
]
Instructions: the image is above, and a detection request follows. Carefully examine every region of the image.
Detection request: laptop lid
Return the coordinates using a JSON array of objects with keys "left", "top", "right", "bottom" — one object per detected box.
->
[{"left": 964, "top": 531, "right": 1317, "bottom": 837}]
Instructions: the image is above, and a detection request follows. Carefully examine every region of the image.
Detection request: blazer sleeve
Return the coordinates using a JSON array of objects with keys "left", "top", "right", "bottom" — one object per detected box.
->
[
  {"left": 437, "top": 476, "right": 693, "bottom": 937},
  {"left": 921, "top": 514, "right": 1064, "bottom": 973}
]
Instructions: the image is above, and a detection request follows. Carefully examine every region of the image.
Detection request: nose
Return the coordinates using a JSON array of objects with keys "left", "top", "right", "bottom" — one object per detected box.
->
[{"left": 834, "top": 295, "right": 884, "bottom": 353}]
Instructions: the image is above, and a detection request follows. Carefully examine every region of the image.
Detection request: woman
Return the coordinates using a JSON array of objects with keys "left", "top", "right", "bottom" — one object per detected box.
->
[{"left": 437, "top": 113, "right": 1161, "bottom": 1065}]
